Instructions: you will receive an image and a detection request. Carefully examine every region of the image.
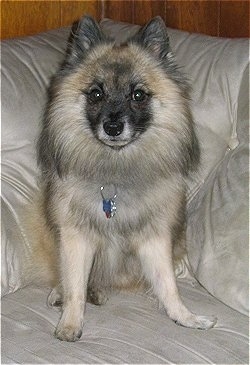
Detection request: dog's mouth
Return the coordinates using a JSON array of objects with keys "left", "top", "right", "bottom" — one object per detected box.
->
[{"left": 101, "top": 139, "right": 131, "bottom": 148}]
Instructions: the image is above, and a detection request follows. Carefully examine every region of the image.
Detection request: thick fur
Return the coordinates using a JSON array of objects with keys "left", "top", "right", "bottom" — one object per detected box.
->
[{"left": 25, "top": 16, "right": 216, "bottom": 341}]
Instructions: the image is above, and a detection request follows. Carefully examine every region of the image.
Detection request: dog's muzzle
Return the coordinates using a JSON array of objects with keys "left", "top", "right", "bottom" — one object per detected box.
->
[{"left": 97, "top": 117, "right": 135, "bottom": 148}]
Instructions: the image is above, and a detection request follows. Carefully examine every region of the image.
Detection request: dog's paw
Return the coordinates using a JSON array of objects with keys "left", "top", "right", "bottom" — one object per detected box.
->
[
  {"left": 47, "top": 287, "right": 63, "bottom": 310},
  {"left": 55, "top": 323, "right": 83, "bottom": 342},
  {"left": 175, "top": 313, "right": 217, "bottom": 330},
  {"left": 87, "top": 288, "right": 108, "bottom": 305},
  {"left": 54, "top": 304, "right": 84, "bottom": 341}
]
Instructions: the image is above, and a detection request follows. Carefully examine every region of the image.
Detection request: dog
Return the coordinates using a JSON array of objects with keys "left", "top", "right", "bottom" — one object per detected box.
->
[{"left": 27, "top": 15, "right": 216, "bottom": 342}]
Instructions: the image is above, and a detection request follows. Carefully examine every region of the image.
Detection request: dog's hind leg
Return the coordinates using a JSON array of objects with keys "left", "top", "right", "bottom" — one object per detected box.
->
[
  {"left": 87, "top": 287, "right": 108, "bottom": 305},
  {"left": 86, "top": 247, "right": 112, "bottom": 306},
  {"left": 138, "top": 235, "right": 217, "bottom": 330},
  {"left": 48, "top": 285, "right": 63, "bottom": 309}
]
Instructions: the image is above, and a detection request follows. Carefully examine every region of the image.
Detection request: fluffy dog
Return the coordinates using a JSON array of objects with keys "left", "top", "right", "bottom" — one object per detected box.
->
[{"left": 26, "top": 16, "right": 216, "bottom": 341}]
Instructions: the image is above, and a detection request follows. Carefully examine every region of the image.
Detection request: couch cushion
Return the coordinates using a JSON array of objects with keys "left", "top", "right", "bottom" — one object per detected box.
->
[
  {"left": 187, "top": 64, "right": 249, "bottom": 316},
  {"left": 1, "top": 283, "right": 249, "bottom": 364},
  {"left": 1, "top": 28, "right": 70, "bottom": 295}
]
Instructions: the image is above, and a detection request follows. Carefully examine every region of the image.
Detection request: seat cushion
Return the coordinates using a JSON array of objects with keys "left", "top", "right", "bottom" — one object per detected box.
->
[{"left": 1, "top": 282, "right": 249, "bottom": 364}]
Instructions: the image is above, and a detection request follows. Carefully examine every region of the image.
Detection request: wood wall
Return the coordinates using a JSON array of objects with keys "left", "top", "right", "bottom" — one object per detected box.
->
[{"left": 1, "top": 0, "right": 249, "bottom": 39}]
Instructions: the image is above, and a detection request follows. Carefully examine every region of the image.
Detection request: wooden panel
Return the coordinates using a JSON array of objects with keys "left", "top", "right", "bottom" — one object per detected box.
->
[
  {"left": 134, "top": 0, "right": 165, "bottom": 25},
  {"left": 220, "top": 1, "right": 249, "bottom": 37},
  {"left": 1, "top": 0, "right": 249, "bottom": 39},
  {"left": 61, "top": 0, "right": 101, "bottom": 26},
  {"left": 102, "top": 0, "right": 134, "bottom": 23},
  {"left": 1, "top": 0, "right": 61, "bottom": 39},
  {"left": 165, "top": 0, "right": 181, "bottom": 29},
  {"left": 179, "top": 0, "right": 219, "bottom": 36},
  {"left": 163, "top": 0, "right": 220, "bottom": 35}
]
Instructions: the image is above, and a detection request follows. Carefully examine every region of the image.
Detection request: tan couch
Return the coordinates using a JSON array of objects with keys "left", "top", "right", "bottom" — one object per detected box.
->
[{"left": 1, "top": 19, "right": 249, "bottom": 363}]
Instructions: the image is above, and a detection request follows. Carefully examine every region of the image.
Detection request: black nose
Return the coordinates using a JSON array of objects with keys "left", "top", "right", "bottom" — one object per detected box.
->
[{"left": 103, "top": 121, "right": 124, "bottom": 137}]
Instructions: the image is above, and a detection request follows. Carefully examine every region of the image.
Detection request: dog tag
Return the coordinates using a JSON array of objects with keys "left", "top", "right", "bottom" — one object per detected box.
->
[
  {"left": 102, "top": 199, "right": 116, "bottom": 219},
  {"left": 100, "top": 186, "right": 117, "bottom": 219}
]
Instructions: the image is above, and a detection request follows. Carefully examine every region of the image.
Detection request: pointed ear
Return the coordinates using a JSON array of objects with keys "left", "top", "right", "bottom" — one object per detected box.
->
[
  {"left": 129, "top": 16, "right": 171, "bottom": 60},
  {"left": 64, "top": 16, "right": 107, "bottom": 68}
]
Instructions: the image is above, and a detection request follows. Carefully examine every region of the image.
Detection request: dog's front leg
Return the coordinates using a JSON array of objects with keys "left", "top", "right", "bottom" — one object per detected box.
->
[
  {"left": 55, "top": 225, "right": 96, "bottom": 342},
  {"left": 138, "top": 236, "right": 217, "bottom": 330}
]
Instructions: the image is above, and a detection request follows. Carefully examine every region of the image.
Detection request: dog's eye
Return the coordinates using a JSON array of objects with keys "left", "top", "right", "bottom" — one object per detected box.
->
[
  {"left": 89, "top": 88, "right": 103, "bottom": 102},
  {"left": 132, "top": 89, "right": 146, "bottom": 102}
]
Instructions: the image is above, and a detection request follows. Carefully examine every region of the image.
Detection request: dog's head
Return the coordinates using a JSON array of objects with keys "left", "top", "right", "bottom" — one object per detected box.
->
[
  {"left": 57, "top": 16, "right": 189, "bottom": 149},
  {"left": 40, "top": 16, "right": 199, "bottom": 179}
]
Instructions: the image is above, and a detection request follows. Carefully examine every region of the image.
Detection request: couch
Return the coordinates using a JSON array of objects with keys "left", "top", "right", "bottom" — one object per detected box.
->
[{"left": 1, "top": 18, "right": 249, "bottom": 364}]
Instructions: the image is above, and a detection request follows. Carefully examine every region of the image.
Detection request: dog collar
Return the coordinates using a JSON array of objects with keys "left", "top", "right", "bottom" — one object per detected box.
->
[{"left": 100, "top": 186, "right": 117, "bottom": 219}]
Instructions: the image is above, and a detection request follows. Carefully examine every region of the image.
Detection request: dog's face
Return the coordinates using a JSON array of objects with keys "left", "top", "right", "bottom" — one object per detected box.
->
[
  {"left": 82, "top": 54, "right": 152, "bottom": 148},
  {"left": 56, "top": 16, "right": 189, "bottom": 149}
]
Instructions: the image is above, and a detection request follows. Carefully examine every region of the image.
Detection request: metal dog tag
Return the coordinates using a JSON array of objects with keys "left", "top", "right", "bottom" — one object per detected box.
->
[
  {"left": 102, "top": 198, "right": 116, "bottom": 218},
  {"left": 100, "top": 186, "right": 117, "bottom": 219}
]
